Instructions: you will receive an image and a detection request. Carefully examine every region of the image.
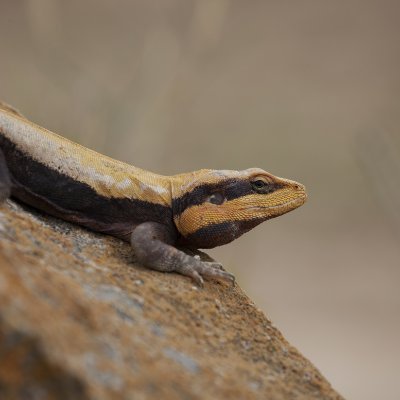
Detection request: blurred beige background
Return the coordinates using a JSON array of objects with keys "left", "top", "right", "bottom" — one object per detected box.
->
[{"left": 1, "top": 1, "right": 400, "bottom": 399}]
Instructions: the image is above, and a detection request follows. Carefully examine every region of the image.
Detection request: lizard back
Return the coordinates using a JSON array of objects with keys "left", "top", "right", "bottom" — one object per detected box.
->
[{"left": 0, "top": 108, "right": 173, "bottom": 237}]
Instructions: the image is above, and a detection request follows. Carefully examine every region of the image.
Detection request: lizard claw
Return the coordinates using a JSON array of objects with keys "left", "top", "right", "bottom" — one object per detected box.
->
[
  {"left": 195, "top": 261, "right": 235, "bottom": 286},
  {"left": 191, "top": 270, "right": 205, "bottom": 288},
  {"left": 174, "top": 260, "right": 235, "bottom": 287}
]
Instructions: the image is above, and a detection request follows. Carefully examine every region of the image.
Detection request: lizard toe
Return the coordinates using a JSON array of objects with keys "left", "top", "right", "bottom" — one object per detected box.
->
[
  {"left": 197, "top": 262, "right": 235, "bottom": 285},
  {"left": 207, "top": 262, "right": 224, "bottom": 270}
]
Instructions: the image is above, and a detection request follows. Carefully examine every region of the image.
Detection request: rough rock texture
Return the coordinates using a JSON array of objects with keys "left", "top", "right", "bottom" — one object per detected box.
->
[{"left": 0, "top": 199, "right": 343, "bottom": 400}]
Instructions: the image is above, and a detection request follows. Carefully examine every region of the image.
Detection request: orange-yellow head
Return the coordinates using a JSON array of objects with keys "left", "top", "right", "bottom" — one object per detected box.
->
[{"left": 171, "top": 168, "right": 307, "bottom": 249}]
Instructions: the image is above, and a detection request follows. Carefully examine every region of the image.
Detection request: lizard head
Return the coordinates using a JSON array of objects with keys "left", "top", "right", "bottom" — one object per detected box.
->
[{"left": 171, "top": 168, "right": 307, "bottom": 249}]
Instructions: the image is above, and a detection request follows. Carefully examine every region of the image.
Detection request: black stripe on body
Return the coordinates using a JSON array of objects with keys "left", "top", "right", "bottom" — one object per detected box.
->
[
  {"left": 0, "top": 147, "right": 11, "bottom": 201},
  {"left": 0, "top": 133, "right": 172, "bottom": 232},
  {"left": 177, "top": 218, "right": 265, "bottom": 249},
  {"left": 172, "top": 180, "right": 283, "bottom": 216}
]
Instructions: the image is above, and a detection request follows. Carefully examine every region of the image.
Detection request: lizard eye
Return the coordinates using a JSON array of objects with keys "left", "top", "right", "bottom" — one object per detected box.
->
[
  {"left": 251, "top": 179, "right": 267, "bottom": 191},
  {"left": 206, "top": 193, "right": 225, "bottom": 205}
]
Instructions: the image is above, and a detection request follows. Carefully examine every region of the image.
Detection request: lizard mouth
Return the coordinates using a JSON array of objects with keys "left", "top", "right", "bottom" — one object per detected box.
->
[
  {"left": 269, "top": 194, "right": 307, "bottom": 209},
  {"left": 243, "top": 193, "right": 307, "bottom": 213}
]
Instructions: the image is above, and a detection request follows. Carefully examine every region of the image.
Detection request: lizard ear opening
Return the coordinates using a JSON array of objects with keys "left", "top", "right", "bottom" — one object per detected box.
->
[{"left": 205, "top": 193, "right": 225, "bottom": 205}]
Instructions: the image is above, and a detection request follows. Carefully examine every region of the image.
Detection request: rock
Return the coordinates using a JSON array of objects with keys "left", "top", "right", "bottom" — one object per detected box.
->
[{"left": 0, "top": 199, "right": 343, "bottom": 400}]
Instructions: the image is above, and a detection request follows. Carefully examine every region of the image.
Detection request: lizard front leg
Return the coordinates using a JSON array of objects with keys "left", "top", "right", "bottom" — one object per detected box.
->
[{"left": 130, "top": 222, "right": 235, "bottom": 287}]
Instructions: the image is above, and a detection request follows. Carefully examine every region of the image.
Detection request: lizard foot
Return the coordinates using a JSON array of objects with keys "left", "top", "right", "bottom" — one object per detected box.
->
[
  {"left": 130, "top": 223, "right": 235, "bottom": 287},
  {"left": 176, "top": 261, "right": 235, "bottom": 288}
]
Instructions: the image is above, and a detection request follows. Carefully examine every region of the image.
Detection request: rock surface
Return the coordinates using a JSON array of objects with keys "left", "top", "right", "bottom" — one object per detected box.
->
[{"left": 0, "top": 199, "right": 343, "bottom": 400}]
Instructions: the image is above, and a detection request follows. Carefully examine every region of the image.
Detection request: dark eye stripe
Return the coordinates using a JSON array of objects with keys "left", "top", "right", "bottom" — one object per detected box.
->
[
  {"left": 172, "top": 179, "right": 284, "bottom": 215},
  {"left": 206, "top": 193, "right": 225, "bottom": 205},
  {"left": 172, "top": 180, "right": 247, "bottom": 215}
]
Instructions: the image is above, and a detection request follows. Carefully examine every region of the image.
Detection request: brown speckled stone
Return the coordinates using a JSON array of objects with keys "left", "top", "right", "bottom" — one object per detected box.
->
[{"left": 0, "top": 200, "right": 344, "bottom": 400}]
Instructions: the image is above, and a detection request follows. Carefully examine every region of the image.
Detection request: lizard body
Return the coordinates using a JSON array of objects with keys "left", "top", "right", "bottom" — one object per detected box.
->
[{"left": 0, "top": 103, "right": 307, "bottom": 285}]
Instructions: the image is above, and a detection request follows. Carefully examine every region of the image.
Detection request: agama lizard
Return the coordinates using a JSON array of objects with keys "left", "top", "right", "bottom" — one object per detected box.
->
[{"left": 0, "top": 102, "right": 307, "bottom": 286}]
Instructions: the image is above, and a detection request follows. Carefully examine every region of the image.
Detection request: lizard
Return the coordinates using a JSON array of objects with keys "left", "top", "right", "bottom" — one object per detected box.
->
[{"left": 0, "top": 102, "right": 307, "bottom": 286}]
